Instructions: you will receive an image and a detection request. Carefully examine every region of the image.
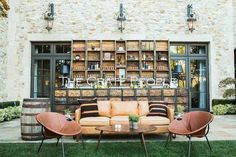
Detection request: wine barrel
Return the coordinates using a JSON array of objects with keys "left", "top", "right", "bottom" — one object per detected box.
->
[{"left": 21, "top": 98, "right": 50, "bottom": 141}]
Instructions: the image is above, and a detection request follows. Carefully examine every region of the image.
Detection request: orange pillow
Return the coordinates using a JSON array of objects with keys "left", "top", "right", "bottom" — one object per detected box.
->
[{"left": 111, "top": 101, "right": 138, "bottom": 116}]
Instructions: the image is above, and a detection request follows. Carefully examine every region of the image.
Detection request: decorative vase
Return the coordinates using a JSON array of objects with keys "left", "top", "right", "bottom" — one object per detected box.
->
[
  {"left": 132, "top": 122, "right": 138, "bottom": 129},
  {"left": 129, "top": 121, "right": 133, "bottom": 129}
]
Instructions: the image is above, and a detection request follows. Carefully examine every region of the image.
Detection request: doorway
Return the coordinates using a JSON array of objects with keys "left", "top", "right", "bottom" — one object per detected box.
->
[
  {"left": 170, "top": 43, "right": 209, "bottom": 111},
  {"left": 31, "top": 42, "right": 71, "bottom": 110}
]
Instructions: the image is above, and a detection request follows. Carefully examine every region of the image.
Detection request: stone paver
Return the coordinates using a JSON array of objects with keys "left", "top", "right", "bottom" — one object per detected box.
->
[{"left": 0, "top": 115, "right": 236, "bottom": 143}]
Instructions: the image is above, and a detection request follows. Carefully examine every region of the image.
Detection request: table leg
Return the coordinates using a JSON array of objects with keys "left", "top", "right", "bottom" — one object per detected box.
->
[
  {"left": 96, "top": 130, "right": 103, "bottom": 150},
  {"left": 139, "top": 133, "right": 148, "bottom": 157}
]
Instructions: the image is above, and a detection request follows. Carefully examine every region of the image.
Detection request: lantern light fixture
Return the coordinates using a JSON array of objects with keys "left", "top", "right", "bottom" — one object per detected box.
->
[
  {"left": 116, "top": 3, "right": 126, "bottom": 33},
  {"left": 187, "top": 4, "right": 196, "bottom": 33},
  {"left": 44, "top": 3, "right": 55, "bottom": 31}
]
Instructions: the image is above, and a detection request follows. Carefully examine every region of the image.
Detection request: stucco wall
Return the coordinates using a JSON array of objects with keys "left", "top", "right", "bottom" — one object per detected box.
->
[{"left": 1, "top": 0, "right": 235, "bottom": 104}]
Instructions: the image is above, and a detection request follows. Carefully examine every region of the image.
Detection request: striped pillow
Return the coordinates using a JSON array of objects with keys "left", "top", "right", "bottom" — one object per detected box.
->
[
  {"left": 147, "top": 102, "right": 168, "bottom": 117},
  {"left": 80, "top": 103, "right": 99, "bottom": 118}
]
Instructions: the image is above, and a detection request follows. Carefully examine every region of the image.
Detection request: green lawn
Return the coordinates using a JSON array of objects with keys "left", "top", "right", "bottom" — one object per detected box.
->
[{"left": 0, "top": 141, "right": 235, "bottom": 157}]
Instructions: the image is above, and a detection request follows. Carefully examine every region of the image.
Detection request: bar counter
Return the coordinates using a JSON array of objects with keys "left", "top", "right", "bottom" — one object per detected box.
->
[{"left": 54, "top": 87, "right": 188, "bottom": 112}]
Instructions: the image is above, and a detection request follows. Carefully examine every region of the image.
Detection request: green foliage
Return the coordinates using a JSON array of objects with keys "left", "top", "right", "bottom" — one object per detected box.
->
[
  {"left": 213, "top": 104, "right": 236, "bottom": 115},
  {"left": 213, "top": 104, "right": 228, "bottom": 115},
  {"left": 128, "top": 114, "right": 139, "bottom": 122},
  {"left": 0, "top": 101, "right": 20, "bottom": 109},
  {"left": 176, "top": 105, "right": 186, "bottom": 113},
  {"left": 64, "top": 108, "right": 72, "bottom": 115},
  {"left": 218, "top": 77, "right": 236, "bottom": 98},
  {"left": 212, "top": 99, "right": 236, "bottom": 106},
  {"left": 0, "top": 106, "right": 21, "bottom": 122},
  {"left": 1, "top": 141, "right": 236, "bottom": 157}
]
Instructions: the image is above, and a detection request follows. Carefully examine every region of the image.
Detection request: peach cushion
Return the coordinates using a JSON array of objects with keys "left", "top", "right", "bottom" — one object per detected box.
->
[
  {"left": 110, "top": 116, "right": 129, "bottom": 125},
  {"left": 138, "top": 101, "right": 149, "bottom": 116},
  {"left": 111, "top": 101, "right": 138, "bottom": 116},
  {"left": 97, "top": 101, "right": 111, "bottom": 117},
  {"left": 80, "top": 117, "right": 110, "bottom": 126},
  {"left": 139, "top": 116, "right": 170, "bottom": 125}
]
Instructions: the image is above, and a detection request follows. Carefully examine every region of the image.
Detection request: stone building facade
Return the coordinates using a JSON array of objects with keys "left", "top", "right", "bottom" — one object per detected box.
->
[{"left": 0, "top": 0, "right": 235, "bottom": 109}]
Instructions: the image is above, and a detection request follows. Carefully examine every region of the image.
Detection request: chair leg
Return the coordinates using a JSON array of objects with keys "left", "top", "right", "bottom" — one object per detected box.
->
[
  {"left": 56, "top": 137, "right": 60, "bottom": 146},
  {"left": 61, "top": 137, "right": 65, "bottom": 157},
  {"left": 165, "top": 133, "right": 171, "bottom": 147},
  {"left": 80, "top": 134, "right": 85, "bottom": 150},
  {"left": 205, "top": 135, "right": 212, "bottom": 151},
  {"left": 37, "top": 138, "right": 44, "bottom": 154},
  {"left": 187, "top": 136, "right": 191, "bottom": 157}
]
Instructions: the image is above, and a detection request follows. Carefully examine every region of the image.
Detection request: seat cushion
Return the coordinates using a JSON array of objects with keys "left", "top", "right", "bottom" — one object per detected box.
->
[
  {"left": 139, "top": 116, "right": 170, "bottom": 125},
  {"left": 111, "top": 101, "right": 138, "bottom": 116},
  {"left": 80, "top": 117, "right": 110, "bottom": 126},
  {"left": 110, "top": 116, "right": 129, "bottom": 125},
  {"left": 80, "top": 103, "right": 99, "bottom": 118},
  {"left": 147, "top": 102, "right": 168, "bottom": 117},
  {"left": 97, "top": 101, "right": 111, "bottom": 117},
  {"left": 138, "top": 101, "right": 149, "bottom": 116}
]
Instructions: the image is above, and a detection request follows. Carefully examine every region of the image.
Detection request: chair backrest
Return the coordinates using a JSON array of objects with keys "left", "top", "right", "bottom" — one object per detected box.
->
[
  {"left": 36, "top": 112, "right": 67, "bottom": 133},
  {"left": 183, "top": 111, "right": 213, "bottom": 136}
]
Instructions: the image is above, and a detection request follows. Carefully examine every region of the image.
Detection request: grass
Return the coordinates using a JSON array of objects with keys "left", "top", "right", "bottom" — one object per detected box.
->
[{"left": 0, "top": 141, "right": 236, "bottom": 157}]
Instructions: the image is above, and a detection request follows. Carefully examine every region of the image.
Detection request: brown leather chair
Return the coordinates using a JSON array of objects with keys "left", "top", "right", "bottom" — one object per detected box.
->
[
  {"left": 166, "top": 111, "right": 213, "bottom": 157},
  {"left": 36, "top": 112, "right": 84, "bottom": 157}
]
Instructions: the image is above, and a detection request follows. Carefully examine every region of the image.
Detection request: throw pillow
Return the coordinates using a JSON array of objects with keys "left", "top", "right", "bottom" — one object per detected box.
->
[
  {"left": 147, "top": 102, "right": 168, "bottom": 117},
  {"left": 77, "top": 97, "right": 97, "bottom": 105},
  {"left": 80, "top": 103, "right": 99, "bottom": 118}
]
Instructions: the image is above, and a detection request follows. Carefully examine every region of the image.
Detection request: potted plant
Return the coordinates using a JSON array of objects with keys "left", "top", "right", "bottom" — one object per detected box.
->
[
  {"left": 64, "top": 108, "right": 72, "bottom": 120},
  {"left": 129, "top": 114, "right": 140, "bottom": 129}
]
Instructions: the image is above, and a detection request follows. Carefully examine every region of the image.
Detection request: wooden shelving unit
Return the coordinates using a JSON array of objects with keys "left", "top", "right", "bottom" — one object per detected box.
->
[{"left": 71, "top": 40, "right": 170, "bottom": 82}]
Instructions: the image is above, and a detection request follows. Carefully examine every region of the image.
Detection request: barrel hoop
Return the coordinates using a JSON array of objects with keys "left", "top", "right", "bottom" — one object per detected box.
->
[
  {"left": 22, "top": 104, "right": 50, "bottom": 108},
  {"left": 21, "top": 113, "right": 39, "bottom": 116},
  {"left": 21, "top": 123, "right": 41, "bottom": 126},
  {"left": 23, "top": 98, "right": 50, "bottom": 102},
  {"left": 21, "top": 133, "right": 42, "bottom": 136}
]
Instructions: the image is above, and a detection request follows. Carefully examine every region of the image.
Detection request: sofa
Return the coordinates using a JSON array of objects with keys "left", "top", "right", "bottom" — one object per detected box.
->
[{"left": 75, "top": 101, "right": 174, "bottom": 135}]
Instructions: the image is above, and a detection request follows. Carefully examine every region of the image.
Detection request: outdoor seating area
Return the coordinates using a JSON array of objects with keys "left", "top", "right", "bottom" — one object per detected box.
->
[{"left": 0, "top": 0, "right": 236, "bottom": 157}]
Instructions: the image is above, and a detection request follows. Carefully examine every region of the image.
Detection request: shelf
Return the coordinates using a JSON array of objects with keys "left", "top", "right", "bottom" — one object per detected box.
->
[
  {"left": 142, "top": 60, "right": 154, "bottom": 61},
  {"left": 102, "top": 70, "right": 115, "bottom": 72},
  {"left": 142, "top": 69, "right": 154, "bottom": 71},
  {"left": 103, "top": 60, "right": 115, "bottom": 61},
  {"left": 127, "top": 60, "right": 139, "bottom": 62},
  {"left": 87, "top": 60, "right": 100, "bottom": 62},
  {"left": 73, "top": 50, "right": 86, "bottom": 52},
  {"left": 116, "top": 66, "right": 126, "bottom": 69},
  {"left": 127, "top": 50, "right": 139, "bottom": 52},
  {"left": 157, "top": 70, "right": 169, "bottom": 72},
  {"left": 87, "top": 70, "right": 100, "bottom": 72},
  {"left": 116, "top": 51, "right": 126, "bottom": 54},
  {"left": 73, "top": 59, "right": 85, "bottom": 62},
  {"left": 156, "top": 60, "right": 168, "bottom": 62},
  {"left": 127, "top": 70, "right": 140, "bottom": 72},
  {"left": 87, "top": 50, "right": 101, "bottom": 52}
]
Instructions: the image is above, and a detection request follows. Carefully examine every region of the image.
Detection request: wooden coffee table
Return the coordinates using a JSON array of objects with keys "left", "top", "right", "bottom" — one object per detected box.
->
[{"left": 95, "top": 125, "right": 156, "bottom": 157}]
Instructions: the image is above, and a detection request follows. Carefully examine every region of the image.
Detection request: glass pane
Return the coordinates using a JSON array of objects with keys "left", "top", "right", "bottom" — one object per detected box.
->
[
  {"left": 190, "top": 45, "right": 206, "bottom": 54},
  {"left": 56, "top": 45, "right": 71, "bottom": 54},
  {"left": 190, "top": 60, "right": 207, "bottom": 109},
  {"left": 170, "top": 45, "right": 186, "bottom": 55},
  {"left": 170, "top": 59, "right": 186, "bottom": 88},
  {"left": 35, "top": 45, "right": 51, "bottom": 54},
  {"left": 33, "top": 60, "right": 50, "bottom": 98},
  {"left": 55, "top": 59, "right": 71, "bottom": 88}
]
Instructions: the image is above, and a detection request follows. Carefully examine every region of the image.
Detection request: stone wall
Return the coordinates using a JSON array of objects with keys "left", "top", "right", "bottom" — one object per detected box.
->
[
  {"left": 0, "top": 17, "right": 8, "bottom": 101},
  {"left": 1, "top": 0, "right": 235, "bottom": 105}
]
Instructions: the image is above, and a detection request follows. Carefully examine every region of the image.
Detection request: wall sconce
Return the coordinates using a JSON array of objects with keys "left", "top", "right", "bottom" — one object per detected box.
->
[
  {"left": 116, "top": 3, "right": 126, "bottom": 33},
  {"left": 187, "top": 4, "right": 196, "bottom": 32},
  {"left": 44, "top": 3, "right": 54, "bottom": 31}
]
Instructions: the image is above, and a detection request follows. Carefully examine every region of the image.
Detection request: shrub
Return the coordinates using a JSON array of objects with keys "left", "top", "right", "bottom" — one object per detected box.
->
[
  {"left": 176, "top": 105, "right": 186, "bottom": 113},
  {"left": 213, "top": 104, "right": 228, "bottom": 115},
  {"left": 0, "top": 106, "right": 21, "bottom": 122},
  {"left": 0, "top": 101, "right": 20, "bottom": 109},
  {"left": 226, "top": 104, "right": 236, "bottom": 114}
]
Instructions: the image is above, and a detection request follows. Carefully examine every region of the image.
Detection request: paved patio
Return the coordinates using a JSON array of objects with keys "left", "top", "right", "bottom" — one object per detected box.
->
[{"left": 0, "top": 115, "right": 236, "bottom": 143}]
